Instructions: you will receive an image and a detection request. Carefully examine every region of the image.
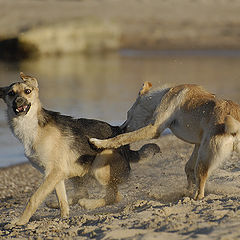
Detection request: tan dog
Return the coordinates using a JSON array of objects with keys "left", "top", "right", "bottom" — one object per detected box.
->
[
  {"left": 90, "top": 82, "right": 240, "bottom": 200},
  {"left": 0, "top": 74, "right": 159, "bottom": 226}
]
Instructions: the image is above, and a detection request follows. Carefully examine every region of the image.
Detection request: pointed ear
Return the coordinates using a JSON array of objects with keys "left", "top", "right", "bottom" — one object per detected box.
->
[
  {"left": 0, "top": 87, "right": 7, "bottom": 99},
  {"left": 20, "top": 72, "right": 38, "bottom": 88},
  {"left": 139, "top": 81, "right": 152, "bottom": 96},
  {"left": 0, "top": 87, "right": 4, "bottom": 98}
]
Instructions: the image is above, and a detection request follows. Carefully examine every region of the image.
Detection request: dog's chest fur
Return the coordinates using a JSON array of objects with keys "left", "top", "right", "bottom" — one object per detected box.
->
[
  {"left": 10, "top": 113, "right": 38, "bottom": 155},
  {"left": 9, "top": 108, "right": 45, "bottom": 171}
]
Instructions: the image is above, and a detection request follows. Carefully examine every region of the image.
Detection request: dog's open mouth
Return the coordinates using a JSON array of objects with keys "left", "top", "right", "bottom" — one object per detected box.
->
[{"left": 13, "top": 103, "right": 31, "bottom": 115}]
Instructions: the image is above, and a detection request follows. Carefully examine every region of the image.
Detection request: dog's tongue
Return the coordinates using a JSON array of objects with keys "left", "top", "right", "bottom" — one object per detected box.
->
[
  {"left": 17, "top": 106, "right": 24, "bottom": 112},
  {"left": 16, "top": 105, "right": 28, "bottom": 113}
]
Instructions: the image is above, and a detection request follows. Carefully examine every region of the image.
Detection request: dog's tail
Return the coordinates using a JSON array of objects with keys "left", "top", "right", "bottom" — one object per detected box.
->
[
  {"left": 127, "top": 143, "right": 160, "bottom": 163},
  {"left": 225, "top": 115, "right": 240, "bottom": 135},
  {"left": 225, "top": 115, "right": 240, "bottom": 153}
]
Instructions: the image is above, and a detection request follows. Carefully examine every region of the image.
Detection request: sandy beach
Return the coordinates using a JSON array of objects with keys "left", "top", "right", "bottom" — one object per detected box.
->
[
  {"left": 0, "top": 135, "right": 240, "bottom": 239},
  {"left": 1, "top": 0, "right": 240, "bottom": 239}
]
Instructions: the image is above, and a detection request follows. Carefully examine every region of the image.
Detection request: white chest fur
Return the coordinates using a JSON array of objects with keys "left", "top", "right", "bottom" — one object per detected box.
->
[{"left": 9, "top": 106, "right": 39, "bottom": 159}]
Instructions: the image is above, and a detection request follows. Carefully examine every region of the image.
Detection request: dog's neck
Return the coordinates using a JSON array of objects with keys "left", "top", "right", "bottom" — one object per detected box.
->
[
  {"left": 122, "top": 87, "right": 170, "bottom": 132},
  {"left": 8, "top": 100, "right": 42, "bottom": 156}
]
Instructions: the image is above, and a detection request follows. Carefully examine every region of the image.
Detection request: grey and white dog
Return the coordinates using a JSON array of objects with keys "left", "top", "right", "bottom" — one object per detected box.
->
[{"left": 0, "top": 73, "right": 159, "bottom": 226}]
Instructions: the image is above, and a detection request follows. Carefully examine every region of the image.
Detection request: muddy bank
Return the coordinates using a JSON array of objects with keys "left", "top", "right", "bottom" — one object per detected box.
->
[
  {"left": 1, "top": 135, "right": 240, "bottom": 239},
  {"left": 1, "top": 0, "right": 240, "bottom": 58}
]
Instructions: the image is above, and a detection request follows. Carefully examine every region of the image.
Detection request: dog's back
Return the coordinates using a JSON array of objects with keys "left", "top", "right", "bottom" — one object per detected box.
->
[{"left": 41, "top": 109, "right": 159, "bottom": 166}]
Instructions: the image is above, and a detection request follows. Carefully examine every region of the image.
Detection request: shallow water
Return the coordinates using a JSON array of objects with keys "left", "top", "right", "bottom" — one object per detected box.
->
[{"left": 1, "top": 50, "right": 240, "bottom": 167}]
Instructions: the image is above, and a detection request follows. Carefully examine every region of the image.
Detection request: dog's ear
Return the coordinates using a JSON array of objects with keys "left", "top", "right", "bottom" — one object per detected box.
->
[
  {"left": 0, "top": 87, "right": 4, "bottom": 99},
  {"left": 139, "top": 81, "right": 152, "bottom": 96},
  {"left": 20, "top": 72, "right": 38, "bottom": 88},
  {"left": 0, "top": 87, "right": 7, "bottom": 99}
]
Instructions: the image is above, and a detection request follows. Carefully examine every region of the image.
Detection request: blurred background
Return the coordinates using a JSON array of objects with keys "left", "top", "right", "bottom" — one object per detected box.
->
[{"left": 1, "top": 0, "right": 240, "bottom": 166}]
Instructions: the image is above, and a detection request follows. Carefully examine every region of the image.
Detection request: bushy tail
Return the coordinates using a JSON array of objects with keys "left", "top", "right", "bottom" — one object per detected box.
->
[
  {"left": 225, "top": 115, "right": 240, "bottom": 153},
  {"left": 126, "top": 143, "right": 160, "bottom": 163},
  {"left": 225, "top": 115, "right": 240, "bottom": 135}
]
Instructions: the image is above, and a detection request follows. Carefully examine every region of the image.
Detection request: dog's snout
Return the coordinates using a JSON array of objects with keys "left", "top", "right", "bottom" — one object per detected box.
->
[
  {"left": 15, "top": 97, "right": 25, "bottom": 106},
  {"left": 12, "top": 96, "right": 31, "bottom": 115}
]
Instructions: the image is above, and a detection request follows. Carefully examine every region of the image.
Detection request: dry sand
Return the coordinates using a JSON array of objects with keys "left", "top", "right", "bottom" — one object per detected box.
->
[{"left": 0, "top": 135, "right": 240, "bottom": 239}]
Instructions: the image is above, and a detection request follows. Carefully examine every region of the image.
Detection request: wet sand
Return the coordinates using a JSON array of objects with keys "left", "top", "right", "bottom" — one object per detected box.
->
[{"left": 1, "top": 135, "right": 240, "bottom": 239}]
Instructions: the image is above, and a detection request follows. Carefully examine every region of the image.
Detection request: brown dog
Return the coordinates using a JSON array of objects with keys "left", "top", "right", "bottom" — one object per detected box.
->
[{"left": 90, "top": 82, "right": 240, "bottom": 200}]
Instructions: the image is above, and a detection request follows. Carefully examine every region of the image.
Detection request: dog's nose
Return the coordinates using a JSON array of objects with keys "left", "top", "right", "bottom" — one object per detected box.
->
[{"left": 15, "top": 97, "right": 25, "bottom": 106}]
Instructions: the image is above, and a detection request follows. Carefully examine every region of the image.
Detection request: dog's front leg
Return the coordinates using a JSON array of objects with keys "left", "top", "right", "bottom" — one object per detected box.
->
[
  {"left": 55, "top": 180, "right": 69, "bottom": 218},
  {"left": 15, "top": 170, "right": 64, "bottom": 225},
  {"left": 90, "top": 124, "right": 158, "bottom": 149}
]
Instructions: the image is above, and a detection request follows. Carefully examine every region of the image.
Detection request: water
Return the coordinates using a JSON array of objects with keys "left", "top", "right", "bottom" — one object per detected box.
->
[{"left": 1, "top": 50, "right": 240, "bottom": 167}]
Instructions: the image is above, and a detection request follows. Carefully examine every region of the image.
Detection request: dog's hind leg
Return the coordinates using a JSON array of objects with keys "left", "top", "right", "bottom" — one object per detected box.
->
[
  {"left": 55, "top": 180, "right": 69, "bottom": 218},
  {"left": 68, "top": 176, "right": 89, "bottom": 205},
  {"left": 78, "top": 150, "right": 128, "bottom": 210},
  {"left": 185, "top": 144, "right": 199, "bottom": 191},
  {"left": 194, "top": 135, "right": 233, "bottom": 200},
  {"left": 78, "top": 183, "right": 120, "bottom": 210},
  {"left": 14, "top": 170, "right": 65, "bottom": 225},
  {"left": 104, "top": 183, "right": 122, "bottom": 204}
]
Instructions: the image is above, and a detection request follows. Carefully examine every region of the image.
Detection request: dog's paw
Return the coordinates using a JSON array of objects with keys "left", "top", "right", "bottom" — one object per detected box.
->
[
  {"left": 89, "top": 138, "right": 106, "bottom": 149},
  {"left": 78, "top": 198, "right": 96, "bottom": 210},
  {"left": 78, "top": 198, "right": 105, "bottom": 210},
  {"left": 46, "top": 199, "right": 59, "bottom": 209},
  {"left": 4, "top": 218, "right": 26, "bottom": 229},
  {"left": 194, "top": 191, "right": 204, "bottom": 201},
  {"left": 60, "top": 207, "right": 69, "bottom": 218},
  {"left": 4, "top": 222, "right": 16, "bottom": 229},
  {"left": 15, "top": 218, "right": 29, "bottom": 226}
]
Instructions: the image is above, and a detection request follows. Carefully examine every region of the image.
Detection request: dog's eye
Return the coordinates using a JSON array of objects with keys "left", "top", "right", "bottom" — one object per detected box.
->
[
  {"left": 24, "top": 89, "right": 31, "bottom": 94},
  {"left": 8, "top": 90, "right": 15, "bottom": 97}
]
